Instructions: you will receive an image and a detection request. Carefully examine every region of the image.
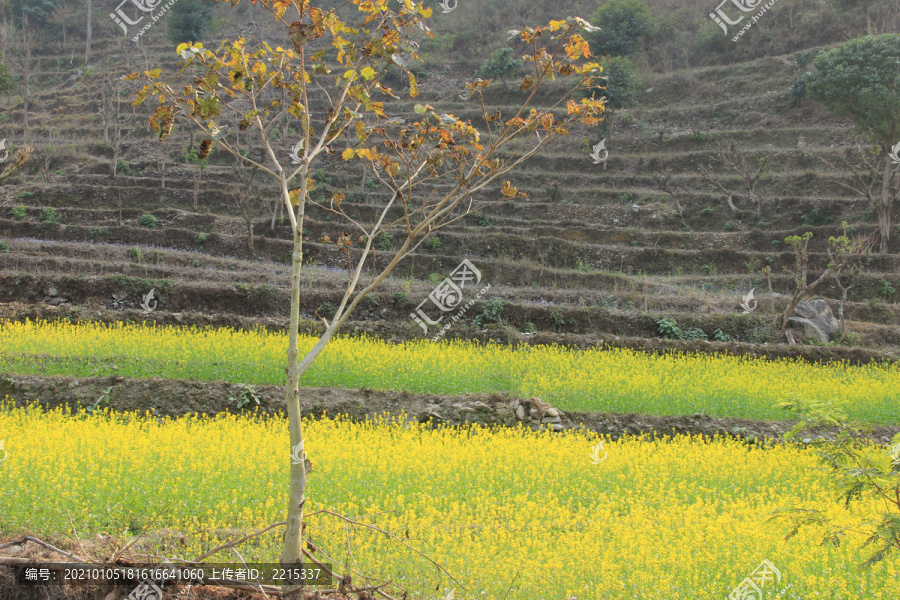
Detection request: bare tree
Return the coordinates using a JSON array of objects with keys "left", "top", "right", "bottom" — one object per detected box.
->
[
  {"left": 780, "top": 230, "right": 870, "bottom": 331},
  {"left": 84, "top": 0, "right": 93, "bottom": 65},
  {"left": 653, "top": 169, "right": 692, "bottom": 231},
  {"left": 95, "top": 58, "right": 141, "bottom": 178},
  {"left": 699, "top": 141, "right": 774, "bottom": 219},
  {"left": 818, "top": 140, "right": 900, "bottom": 254},
  {"left": 228, "top": 147, "right": 267, "bottom": 250},
  {"left": 137, "top": 5, "right": 605, "bottom": 580}
]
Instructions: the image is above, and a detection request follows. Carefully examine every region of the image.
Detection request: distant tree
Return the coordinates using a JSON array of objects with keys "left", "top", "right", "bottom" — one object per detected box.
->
[
  {"left": 803, "top": 34, "right": 900, "bottom": 253},
  {"left": 0, "top": 51, "right": 14, "bottom": 95},
  {"left": 166, "top": 0, "right": 215, "bottom": 44},
  {"left": 589, "top": 55, "right": 640, "bottom": 166},
  {"left": 589, "top": 0, "right": 657, "bottom": 57},
  {"left": 475, "top": 47, "right": 522, "bottom": 87}
]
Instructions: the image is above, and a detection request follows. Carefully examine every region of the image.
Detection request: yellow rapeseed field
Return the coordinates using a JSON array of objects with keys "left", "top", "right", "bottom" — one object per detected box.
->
[
  {"left": 2, "top": 400, "right": 899, "bottom": 599},
  {"left": 0, "top": 319, "right": 898, "bottom": 422}
]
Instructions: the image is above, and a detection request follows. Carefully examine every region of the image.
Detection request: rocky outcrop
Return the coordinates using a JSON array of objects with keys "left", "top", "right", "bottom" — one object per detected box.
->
[{"left": 788, "top": 299, "right": 838, "bottom": 343}]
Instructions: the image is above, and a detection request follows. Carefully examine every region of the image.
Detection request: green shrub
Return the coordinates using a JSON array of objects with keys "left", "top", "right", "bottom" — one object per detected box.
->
[
  {"left": 881, "top": 280, "right": 896, "bottom": 300},
  {"left": 475, "top": 47, "right": 522, "bottom": 84},
  {"left": 589, "top": 0, "right": 657, "bottom": 57},
  {"left": 197, "top": 233, "right": 208, "bottom": 244},
  {"left": 0, "top": 241, "right": 9, "bottom": 253},
  {"left": 127, "top": 247, "right": 142, "bottom": 262},
  {"left": 191, "top": 260, "right": 202, "bottom": 267},
  {"left": 657, "top": 318, "right": 708, "bottom": 341},
  {"left": 475, "top": 299, "right": 504, "bottom": 327},
  {"left": 11, "top": 206, "right": 26, "bottom": 220},
  {"left": 376, "top": 233, "right": 394, "bottom": 250},
  {"left": 38, "top": 207, "right": 58, "bottom": 223},
  {"left": 138, "top": 214, "right": 158, "bottom": 229},
  {"left": 425, "top": 237, "right": 441, "bottom": 251}
]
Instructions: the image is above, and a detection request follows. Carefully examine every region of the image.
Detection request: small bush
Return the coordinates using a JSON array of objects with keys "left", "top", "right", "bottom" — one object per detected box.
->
[
  {"left": 11, "top": 206, "right": 26, "bottom": 220},
  {"left": 475, "top": 299, "right": 504, "bottom": 327},
  {"left": 657, "top": 318, "right": 708, "bottom": 341},
  {"left": 699, "top": 207, "right": 714, "bottom": 216},
  {"left": 427, "top": 273, "right": 443, "bottom": 284},
  {"left": 258, "top": 284, "right": 278, "bottom": 299},
  {"left": 127, "top": 247, "right": 142, "bottom": 262},
  {"left": 197, "top": 233, "right": 208, "bottom": 244},
  {"left": 881, "top": 280, "right": 896, "bottom": 300},
  {"left": 191, "top": 260, "right": 202, "bottom": 267},
  {"left": 425, "top": 237, "right": 441, "bottom": 251},
  {"left": 138, "top": 214, "right": 158, "bottom": 229},
  {"left": 39, "top": 207, "right": 58, "bottom": 223},
  {"left": 376, "top": 233, "right": 394, "bottom": 250},
  {"left": 0, "top": 241, "right": 9, "bottom": 253}
]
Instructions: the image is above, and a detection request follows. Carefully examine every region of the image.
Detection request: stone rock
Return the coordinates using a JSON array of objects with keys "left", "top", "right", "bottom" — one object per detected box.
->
[
  {"left": 631, "top": 203, "right": 640, "bottom": 213},
  {"left": 471, "top": 402, "right": 492, "bottom": 411},
  {"left": 46, "top": 286, "right": 59, "bottom": 297},
  {"left": 458, "top": 406, "right": 475, "bottom": 414},
  {"left": 545, "top": 408, "right": 559, "bottom": 418},
  {"left": 509, "top": 399, "right": 520, "bottom": 410},
  {"left": 788, "top": 299, "right": 838, "bottom": 342},
  {"left": 541, "top": 415, "right": 562, "bottom": 424},
  {"left": 48, "top": 297, "right": 66, "bottom": 306},
  {"left": 515, "top": 405, "right": 526, "bottom": 420},
  {"left": 550, "top": 423, "right": 564, "bottom": 431},
  {"left": 451, "top": 403, "right": 463, "bottom": 409}
]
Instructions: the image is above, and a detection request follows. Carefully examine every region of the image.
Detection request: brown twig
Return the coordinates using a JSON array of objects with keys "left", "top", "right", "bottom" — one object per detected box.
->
[
  {"left": 192, "top": 520, "right": 287, "bottom": 563},
  {"left": 0, "top": 537, "right": 84, "bottom": 562}
]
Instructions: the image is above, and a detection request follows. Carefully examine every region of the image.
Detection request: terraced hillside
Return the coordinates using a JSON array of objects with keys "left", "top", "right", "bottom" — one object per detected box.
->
[{"left": 1, "top": 24, "right": 898, "bottom": 365}]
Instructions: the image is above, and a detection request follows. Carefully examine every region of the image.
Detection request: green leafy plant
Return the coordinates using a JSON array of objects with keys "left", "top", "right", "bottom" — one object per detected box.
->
[
  {"left": 475, "top": 216, "right": 492, "bottom": 227},
  {"left": 425, "top": 237, "right": 441, "bottom": 251},
  {"left": 127, "top": 247, "right": 142, "bottom": 262},
  {"left": 881, "top": 280, "right": 896, "bottom": 300},
  {"left": 11, "top": 206, "right": 26, "bottom": 220},
  {"left": 474, "top": 299, "right": 504, "bottom": 327},
  {"left": 657, "top": 318, "right": 707, "bottom": 341},
  {"left": 138, "top": 214, "right": 158, "bottom": 229},
  {"left": 475, "top": 47, "right": 522, "bottom": 85},
  {"left": 197, "top": 233, "right": 208, "bottom": 244},
  {"left": 230, "top": 383, "right": 260, "bottom": 409},
  {"left": 0, "top": 241, "right": 9, "bottom": 253},
  {"left": 772, "top": 395, "right": 900, "bottom": 568},
  {"left": 38, "top": 207, "right": 58, "bottom": 223},
  {"left": 699, "top": 207, "right": 714, "bottom": 216},
  {"left": 522, "top": 321, "right": 537, "bottom": 334},
  {"left": 376, "top": 233, "right": 394, "bottom": 250},
  {"left": 191, "top": 260, "right": 202, "bottom": 267},
  {"left": 84, "top": 387, "right": 114, "bottom": 415}
]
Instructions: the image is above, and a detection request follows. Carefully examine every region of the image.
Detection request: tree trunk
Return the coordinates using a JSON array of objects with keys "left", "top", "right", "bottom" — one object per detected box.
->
[
  {"left": 193, "top": 168, "right": 201, "bottom": 210},
  {"left": 879, "top": 152, "right": 893, "bottom": 254},
  {"left": 247, "top": 218, "right": 254, "bottom": 250},
  {"left": 84, "top": 0, "right": 92, "bottom": 64},
  {"left": 280, "top": 233, "right": 308, "bottom": 577}
]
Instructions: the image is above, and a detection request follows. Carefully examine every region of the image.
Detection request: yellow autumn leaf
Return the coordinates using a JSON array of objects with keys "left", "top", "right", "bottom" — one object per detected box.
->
[
  {"left": 342, "top": 148, "right": 355, "bottom": 160},
  {"left": 360, "top": 66, "right": 376, "bottom": 81}
]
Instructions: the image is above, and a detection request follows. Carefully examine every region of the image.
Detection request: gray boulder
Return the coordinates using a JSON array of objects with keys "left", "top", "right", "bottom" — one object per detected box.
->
[{"left": 789, "top": 299, "right": 838, "bottom": 342}]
